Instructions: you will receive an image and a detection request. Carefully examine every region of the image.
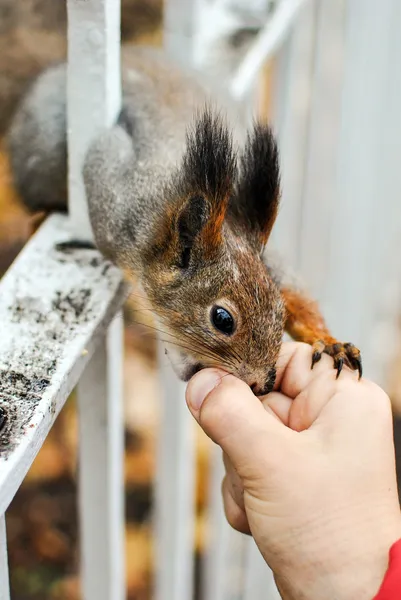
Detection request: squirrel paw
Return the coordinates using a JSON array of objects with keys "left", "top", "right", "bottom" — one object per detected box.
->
[{"left": 311, "top": 340, "right": 362, "bottom": 380}]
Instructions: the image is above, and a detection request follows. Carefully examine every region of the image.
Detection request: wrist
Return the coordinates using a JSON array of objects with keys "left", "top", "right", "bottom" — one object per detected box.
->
[
  {"left": 277, "top": 547, "right": 391, "bottom": 600},
  {"left": 267, "top": 506, "right": 401, "bottom": 600},
  {"left": 275, "top": 546, "right": 391, "bottom": 600},
  {"left": 373, "top": 538, "right": 401, "bottom": 599}
]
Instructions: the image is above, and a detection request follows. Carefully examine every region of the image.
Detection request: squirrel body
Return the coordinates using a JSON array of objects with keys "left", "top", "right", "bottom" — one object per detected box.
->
[{"left": 7, "top": 46, "right": 362, "bottom": 392}]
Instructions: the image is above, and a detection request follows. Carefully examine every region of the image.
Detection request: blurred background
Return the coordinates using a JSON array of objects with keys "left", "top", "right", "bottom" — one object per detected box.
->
[{"left": 1, "top": 0, "right": 401, "bottom": 599}]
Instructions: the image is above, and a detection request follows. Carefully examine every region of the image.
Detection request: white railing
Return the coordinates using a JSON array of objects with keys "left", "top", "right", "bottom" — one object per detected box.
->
[{"left": 2, "top": 0, "right": 401, "bottom": 599}]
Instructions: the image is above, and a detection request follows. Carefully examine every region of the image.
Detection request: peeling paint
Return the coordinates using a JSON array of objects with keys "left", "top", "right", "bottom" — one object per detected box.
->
[{"left": 0, "top": 215, "right": 127, "bottom": 492}]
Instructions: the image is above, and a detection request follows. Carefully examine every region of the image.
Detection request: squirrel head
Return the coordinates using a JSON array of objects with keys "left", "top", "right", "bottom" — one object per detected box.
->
[{"left": 142, "top": 108, "right": 285, "bottom": 396}]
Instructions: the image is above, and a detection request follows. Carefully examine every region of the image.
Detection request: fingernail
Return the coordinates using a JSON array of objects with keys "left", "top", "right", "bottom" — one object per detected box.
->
[{"left": 187, "top": 369, "right": 224, "bottom": 412}]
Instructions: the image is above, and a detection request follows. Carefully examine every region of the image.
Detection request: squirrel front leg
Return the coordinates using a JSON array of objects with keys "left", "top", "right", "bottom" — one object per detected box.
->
[
  {"left": 264, "top": 249, "right": 362, "bottom": 378},
  {"left": 280, "top": 286, "right": 362, "bottom": 378}
]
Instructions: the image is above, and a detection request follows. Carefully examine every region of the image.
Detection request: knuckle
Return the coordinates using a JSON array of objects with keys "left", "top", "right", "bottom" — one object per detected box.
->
[
  {"left": 224, "top": 500, "right": 248, "bottom": 533},
  {"left": 222, "top": 476, "right": 247, "bottom": 532},
  {"left": 365, "top": 384, "right": 392, "bottom": 419},
  {"left": 225, "top": 509, "right": 243, "bottom": 532},
  {"left": 339, "top": 378, "right": 392, "bottom": 422}
]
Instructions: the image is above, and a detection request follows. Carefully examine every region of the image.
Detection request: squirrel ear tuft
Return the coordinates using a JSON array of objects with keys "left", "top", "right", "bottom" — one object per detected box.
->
[
  {"left": 230, "top": 123, "right": 280, "bottom": 248},
  {"left": 171, "top": 107, "right": 236, "bottom": 257},
  {"left": 181, "top": 107, "right": 237, "bottom": 202}
]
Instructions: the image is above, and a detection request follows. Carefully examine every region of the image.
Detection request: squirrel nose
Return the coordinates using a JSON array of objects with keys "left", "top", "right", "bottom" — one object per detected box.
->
[
  {"left": 251, "top": 382, "right": 269, "bottom": 396},
  {"left": 251, "top": 368, "right": 277, "bottom": 396},
  {"left": 252, "top": 383, "right": 270, "bottom": 396}
]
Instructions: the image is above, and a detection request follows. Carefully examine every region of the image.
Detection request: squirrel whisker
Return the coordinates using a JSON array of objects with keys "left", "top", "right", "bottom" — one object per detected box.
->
[{"left": 129, "top": 318, "right": 227, "bottom": 365}]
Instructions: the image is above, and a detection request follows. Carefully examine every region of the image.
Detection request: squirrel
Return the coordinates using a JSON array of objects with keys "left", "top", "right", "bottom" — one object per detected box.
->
[{"left": 6, "top": 45, "right": 362, "bottom": 395}]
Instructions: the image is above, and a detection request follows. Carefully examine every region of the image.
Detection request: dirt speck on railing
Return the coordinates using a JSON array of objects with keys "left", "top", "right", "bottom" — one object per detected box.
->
[{"left": 0, "top": 370, "right": 52, "bottom": 455}]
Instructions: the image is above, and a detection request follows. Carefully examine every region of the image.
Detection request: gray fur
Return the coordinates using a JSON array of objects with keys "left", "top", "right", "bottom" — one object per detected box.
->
[
  {"left": 6, "top": 43, "right": 290, "bottom": 288},
  {"left": 84, "top": 47, "right": 210, "bottom": 265},
  {"left": 7, "top": 63, "right": 67, "bottom": 212},
  {"left": 7, "top": 46, "right": 246, "bottom": 264}
]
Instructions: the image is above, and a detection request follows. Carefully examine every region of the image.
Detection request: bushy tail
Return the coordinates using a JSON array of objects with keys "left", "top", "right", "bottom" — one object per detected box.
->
[{"left": 7, "top": 64, "right": 68, "bottom": 213}]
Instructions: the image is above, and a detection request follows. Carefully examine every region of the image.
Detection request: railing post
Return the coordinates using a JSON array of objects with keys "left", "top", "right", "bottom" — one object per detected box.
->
[
  {"left": 0, "top": 516, "right": 10, "bottom": 600},
  {"left": 243, "top": 539, "right": 281, "bottom": 600},
  {"left": 154, "top": 5, "right": 197, "bottom": 600},
  {"left": 202, "top": 447, "right": 247, "bottom": 600},
  {"left": 270, "top": 0, "right": 318, "bottom": 269},
  {"left": 155, "top": 357, "right": 196, "bottom": 600},
  {"left": 202, "top": 450, "right": 228, "bottom": 600},
  {"left": 67, "top": 0, "right": 121, "bottom": 240},
  {"left": 66, "top": 2, "right": 125, "bottom": 599},
  {"left": 297, "top": 0, "right": 346, "bottom": 297},
  {"left": 78, "top": 318, "right": 125, "bottom": 600},
  {"left": 323, "top": 0, "right": 401, "bottom": 385}
]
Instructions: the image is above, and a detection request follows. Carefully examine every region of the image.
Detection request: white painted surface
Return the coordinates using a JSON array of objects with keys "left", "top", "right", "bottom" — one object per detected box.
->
[
  {"left": 153, "top": 4, "right": 197, "bottom": 600},
  {"left": 0, "top": 517, "right": 10, "bottom": 600},
  {"left": 243, "top": 539, "right": 281, "bottom": 600},
  {"left": 67, "top": 2, "right": 126, "bottom": 599},
  {"left": 230, "top": 0, "right": 311, "bottom": 100},
  {"left": 67, "top": 0, "right": 121, "bottom": 239},
  {"left": 367, "top": 1, "right": 401, "bottom": 387},
  {"left": 78, "top": 317, "right": 125, "bottom": 600},
  {"left": 155, "top": 354, "right": 196, "bottom": 600},
  {"left": 270, "top": 1, "right": 317, "bottom": 269},
  {"left": 164, "top": 0, "right": 195, "bottom": 67},
  {"left": 202, "top": 449, "right": 227, "bottom": 600},
  {"left": 0, "top": 214, "right": 126, "bottom": 515},
  {"left": 203, "top": 448, "right": 247, "bottom": 600},
  {"left": 298, "top": 0, "right": 346, "bottom": 300},
  {"left": 323, "top": 0, "right": 401, "bottom": 385}
]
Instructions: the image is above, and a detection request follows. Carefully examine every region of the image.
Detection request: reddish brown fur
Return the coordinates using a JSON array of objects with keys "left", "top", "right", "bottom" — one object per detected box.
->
[
  {"left": 282, "top": 287, "right": 362, "bottom": 377},
  {"left": 141, "top": 218, "right": 286, "bottom": 393},
  {"left": 260, "top": 189, "right": 280, "bottom": 246},
  {"left": 281, "top": 287, "right": 336, "bottom": 345},
  {"left": 201, "top": 195, "right": 229, "bottom": 255}
]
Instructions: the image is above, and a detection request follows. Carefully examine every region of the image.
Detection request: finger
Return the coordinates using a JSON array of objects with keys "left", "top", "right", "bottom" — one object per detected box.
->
[
  {"left": 288, "top": 370, "right": 385, "bottom": 432},
  {"left": 186, "top": 369, "right": 293, "bottom": 479},
  {"left": 260, "top": 392, "right": 293, "bottom": 426},
  {"left": 287, "top": 371, "right": 339, "bottom": 432},
  {"left": 222, "top": 476, "right": 251, "bottom": 535},
  {"left": 274, "top": 342, "right": 357, "bottom": 400},
  {"left": 312, "top": 377, "right": 393, "bottom": 438}
]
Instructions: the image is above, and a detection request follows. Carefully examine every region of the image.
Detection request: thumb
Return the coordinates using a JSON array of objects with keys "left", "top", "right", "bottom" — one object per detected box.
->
[{"left": 186, "top": 369, "right": 289, "bottom": 478}]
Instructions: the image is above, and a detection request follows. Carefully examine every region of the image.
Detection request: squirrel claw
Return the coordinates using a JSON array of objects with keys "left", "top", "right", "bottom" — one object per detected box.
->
[
  {"left": 311, "top": 340, "right": 362, "bottom": 380},
  {"left": 334, "top": 356, "right": 344, "bottom": 379},
  {"left": 343, "top": 342, "right": 363, "bottom": 380},
  {"left": 311, "top": 349, "right": 322, "bottom": 369}
]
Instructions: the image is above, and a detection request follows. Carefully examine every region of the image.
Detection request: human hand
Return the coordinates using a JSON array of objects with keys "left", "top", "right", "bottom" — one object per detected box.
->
[{"left": 186, "top": 342, "right": 401, "bottom": 600}]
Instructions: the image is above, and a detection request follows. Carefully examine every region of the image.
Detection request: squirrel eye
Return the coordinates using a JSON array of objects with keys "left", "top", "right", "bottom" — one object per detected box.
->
[{"left": 211, "top": 306, "right": 235, "bottom": 335}]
